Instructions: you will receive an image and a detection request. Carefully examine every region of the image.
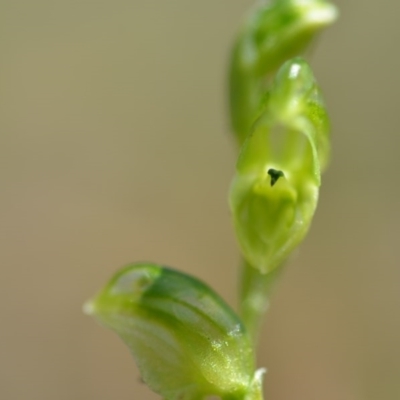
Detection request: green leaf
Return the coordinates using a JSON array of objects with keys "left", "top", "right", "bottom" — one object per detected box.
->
[
  {"left": 229, "top": 57, "right": 329, "bottom": 274},
  {"left": 229, "top": 0, "right": 337, "bottom": 145},
  {"left": 84, "top": 263, "right": 257, "bottom": 400}
]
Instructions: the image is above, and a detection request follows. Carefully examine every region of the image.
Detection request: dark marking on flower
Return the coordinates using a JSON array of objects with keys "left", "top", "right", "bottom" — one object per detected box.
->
[{"left": 268, "top": 168, "right": 284, "bottom": 186}]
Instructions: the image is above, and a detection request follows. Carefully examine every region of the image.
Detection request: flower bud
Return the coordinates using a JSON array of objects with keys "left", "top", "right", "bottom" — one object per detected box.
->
[
  {"left": 230, "top": 0, "right": 338, "bottom": 144},
  {"left": 84, "top": 263, "right": 258, "bottom": 400},
  {"left": 229, "top": 58, "right": 329, "bottom": 274}
]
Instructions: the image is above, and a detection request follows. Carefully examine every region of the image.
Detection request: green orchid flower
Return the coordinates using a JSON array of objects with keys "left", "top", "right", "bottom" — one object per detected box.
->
[
  {"left": 230, "top": 57, "right": 330, "bottom": 275},
  {"left": 84, "top": 263, "right": 263, "bottom": 400},
  {"left": 229, "top": 0, "right": 337, "bottom": 145}
]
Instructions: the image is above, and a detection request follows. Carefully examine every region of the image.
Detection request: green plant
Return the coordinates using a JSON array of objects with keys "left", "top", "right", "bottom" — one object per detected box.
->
[{"left": 84, "top": 1, "right": 338, "bottom": 399}]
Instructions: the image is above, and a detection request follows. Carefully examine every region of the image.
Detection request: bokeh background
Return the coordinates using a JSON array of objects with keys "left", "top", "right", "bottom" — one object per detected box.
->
[{"left": 1, "top": 1, "right": 399, "bottom": 399}]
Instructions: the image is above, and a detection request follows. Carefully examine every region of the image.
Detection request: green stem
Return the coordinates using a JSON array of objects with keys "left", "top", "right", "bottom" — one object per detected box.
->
[{"left": 239, "top": 259, "right": 282, "bottom": 345}]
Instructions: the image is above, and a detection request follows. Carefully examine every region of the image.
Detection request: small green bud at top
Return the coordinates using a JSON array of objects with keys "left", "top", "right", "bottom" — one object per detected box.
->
[
  {"left": 229, "top": 0, "right": 337, "bottom": 145},
  {"left": 229, "top": 58, "right": 330, "bottom": 274},
  {"left": 84, "top": 263, "right": 257, "bottom": 400}
]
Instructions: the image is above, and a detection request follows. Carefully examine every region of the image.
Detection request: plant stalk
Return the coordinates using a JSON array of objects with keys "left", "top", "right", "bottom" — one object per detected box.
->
[{"left": 239, "top": 259, "right": 282, "bottom": 345}]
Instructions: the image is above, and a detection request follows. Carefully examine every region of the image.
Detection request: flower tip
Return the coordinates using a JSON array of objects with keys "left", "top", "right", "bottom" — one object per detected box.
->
[
  {"left": 306, "top": 3, "right": 339, "bottom": 26},
  {"left": 82, "top": 299, "right": 96, "bottom": 316}
]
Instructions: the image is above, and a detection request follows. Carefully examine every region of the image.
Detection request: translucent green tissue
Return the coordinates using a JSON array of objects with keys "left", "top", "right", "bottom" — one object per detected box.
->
[
  {"left": 230, "top": 58, "right": 330, "bottom": 274},
  {"left": 84, "top": 263, "right": 262, "bottom": 400},
  {"left": 229, "top": 0, "right": 337, "bottom": 144}
]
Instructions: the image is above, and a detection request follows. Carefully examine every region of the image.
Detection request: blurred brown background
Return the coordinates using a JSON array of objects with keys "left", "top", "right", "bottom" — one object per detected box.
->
[{"left": 1, "top": 1, "right": 399, "bottom": 399}]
